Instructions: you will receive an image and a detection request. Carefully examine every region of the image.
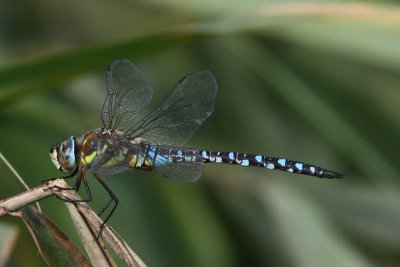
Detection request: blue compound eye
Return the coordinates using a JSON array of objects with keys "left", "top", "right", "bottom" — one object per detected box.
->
[
  {"left": 65, "top": 137, "right": 76, "bottom": 170},
  {"left": 50, "top": 136, "right": 76, "bottom": 173}
]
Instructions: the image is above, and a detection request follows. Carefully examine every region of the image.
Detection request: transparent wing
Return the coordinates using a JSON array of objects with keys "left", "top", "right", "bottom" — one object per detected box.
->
[
  {"left": 102, "top": 59, "right": 153, "bottom": 131},
  {"left": 151, "top": 145, "right": 204, "bottom": 182},
  {"left": 125, "top": 71, "right": 217, "bottom": 146},
  {"left": 155, "top": 161, "right": 203, "bottom": 183}
]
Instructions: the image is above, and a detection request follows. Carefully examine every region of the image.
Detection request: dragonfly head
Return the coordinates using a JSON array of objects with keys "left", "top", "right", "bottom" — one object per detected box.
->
[{"left": 50, "top": 136, "right": 77, "bottom": 173}]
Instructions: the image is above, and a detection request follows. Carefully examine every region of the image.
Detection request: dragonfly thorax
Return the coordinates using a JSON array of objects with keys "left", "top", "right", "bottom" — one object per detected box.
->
[{"left": 50, "top": 136, "right": 77, "bottom": 173}]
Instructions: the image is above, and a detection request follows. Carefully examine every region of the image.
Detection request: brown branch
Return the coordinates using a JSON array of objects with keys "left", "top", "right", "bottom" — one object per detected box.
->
[
  {"left": 0, "top": 179, "right": 146, "bottom": 267},
  {"left": 0, "top": 181, "right": 56, "bottom": 217}
]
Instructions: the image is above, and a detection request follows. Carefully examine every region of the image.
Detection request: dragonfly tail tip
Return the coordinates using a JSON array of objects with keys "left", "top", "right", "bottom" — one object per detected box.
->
[{"left": 321, "top": 170, "right": 345, "bottom": 179}]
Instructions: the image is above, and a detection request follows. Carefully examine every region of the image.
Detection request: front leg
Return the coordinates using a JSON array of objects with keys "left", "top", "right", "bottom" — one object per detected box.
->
[
  {"left": 42, "top": 167, "right": 78, "bottom": 184},
  {"left": 50, "top": 168, "right": 92, "bottom": 203}
]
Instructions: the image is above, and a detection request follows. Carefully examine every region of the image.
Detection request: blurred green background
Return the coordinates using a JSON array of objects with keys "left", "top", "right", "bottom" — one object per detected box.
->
[{"left": 1, "top": 0, "right": 400, "bottom": 266}]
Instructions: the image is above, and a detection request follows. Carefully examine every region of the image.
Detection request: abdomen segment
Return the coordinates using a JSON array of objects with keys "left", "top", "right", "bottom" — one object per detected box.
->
[{"left": 200, "top": 151, "right": 343, "bottom": 179}]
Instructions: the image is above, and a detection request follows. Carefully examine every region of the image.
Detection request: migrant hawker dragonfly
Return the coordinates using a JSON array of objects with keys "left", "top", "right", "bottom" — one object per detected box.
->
[{"left": 50, "top": 59, "right": 343, "bottom": 227}]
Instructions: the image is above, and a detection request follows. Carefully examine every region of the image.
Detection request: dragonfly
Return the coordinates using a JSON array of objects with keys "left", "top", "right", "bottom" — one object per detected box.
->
[{"left": 49, "top": 59, "right": 343, "bottom": 230}]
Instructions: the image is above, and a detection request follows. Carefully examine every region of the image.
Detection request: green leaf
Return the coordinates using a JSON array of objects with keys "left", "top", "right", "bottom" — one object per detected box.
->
[{"left": 20, "top": 206, "right": 91, "bottom": 267}]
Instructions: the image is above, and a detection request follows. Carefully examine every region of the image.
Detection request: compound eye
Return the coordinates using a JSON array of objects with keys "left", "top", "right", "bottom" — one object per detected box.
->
[
  {"left": 50, "top": 136, "right": 77, "bottom": 173},
  {"left": 62, "top": 137, "right": 76, "bottom": 172}
]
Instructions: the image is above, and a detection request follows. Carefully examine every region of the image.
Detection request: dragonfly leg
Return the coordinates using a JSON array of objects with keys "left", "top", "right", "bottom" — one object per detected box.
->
[
  {"left": 52, "top": 170, "right": 92, "bottom": 203},
  {"left": 93, "top": 173, "right": 119, "bottom": 239},
  {"left": 42, "top": 167, "right": 78, "bottom": 183}
]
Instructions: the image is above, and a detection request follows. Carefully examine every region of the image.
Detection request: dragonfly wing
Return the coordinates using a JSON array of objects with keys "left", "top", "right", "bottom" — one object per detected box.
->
[
  {"left": 102, "top": 59, "right": 153, "bottom": 131},
  {"left": 149, "top": 145, "right": 204, "bottom": 182},
  {"left": 126, "top": 71, "right": 217, "bottom": 146},
  {"left": 154, "top": 161, "right": 203, "bottom": 183}
]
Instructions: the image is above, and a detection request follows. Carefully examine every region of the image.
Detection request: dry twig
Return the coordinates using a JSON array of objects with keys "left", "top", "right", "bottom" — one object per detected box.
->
[{"left": 0, "top": 179, "right": 146, "bottom": 267}]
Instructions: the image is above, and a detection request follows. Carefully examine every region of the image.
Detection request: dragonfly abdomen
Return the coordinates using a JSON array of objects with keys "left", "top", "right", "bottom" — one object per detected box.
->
[
  {"left": 150, "top": 146, "right": 200, "bottom": 165},
  {"left": 200, "top": 150, "right": 343, "bottom": 179},
  {"left": 129, "top": 145, "right": 202, "bottom": 170}
]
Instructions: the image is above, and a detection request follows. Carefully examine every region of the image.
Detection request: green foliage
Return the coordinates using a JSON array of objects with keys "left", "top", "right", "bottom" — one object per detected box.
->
[{"left": 1, "top": 1, "right": 400, "bottom": 266}]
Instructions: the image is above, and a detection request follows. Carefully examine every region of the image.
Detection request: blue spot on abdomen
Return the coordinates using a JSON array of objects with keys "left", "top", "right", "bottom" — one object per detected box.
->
[{"left": 277, "top": 159, "right": 286, "bottom": 167}]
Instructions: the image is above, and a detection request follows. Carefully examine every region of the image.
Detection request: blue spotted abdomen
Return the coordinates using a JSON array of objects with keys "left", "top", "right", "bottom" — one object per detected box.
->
[
  {"left": 200, "top": 151, "right": 343, "bottom": 179},
  {"left": 136, "top": 146, "right": 343, "bottom": 179}
]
